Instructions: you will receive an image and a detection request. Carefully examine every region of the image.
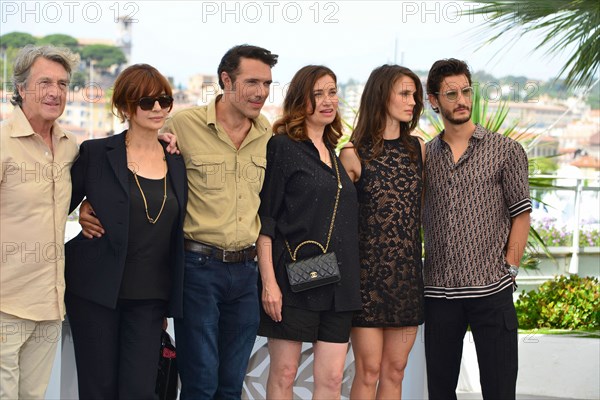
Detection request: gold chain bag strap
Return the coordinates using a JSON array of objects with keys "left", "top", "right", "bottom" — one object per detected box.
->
[{"left": 284, "top": 151, "right": 342, "bottom": 293}]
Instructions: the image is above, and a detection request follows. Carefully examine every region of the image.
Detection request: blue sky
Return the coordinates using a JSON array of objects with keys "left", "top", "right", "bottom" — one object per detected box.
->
[{"left": 2, "top": 1, "right": 573, "bottom": 87}]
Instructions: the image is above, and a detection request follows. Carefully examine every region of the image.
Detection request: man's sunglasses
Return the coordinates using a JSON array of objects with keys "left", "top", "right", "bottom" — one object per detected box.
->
[
  {"left": 436, "top": 86, "right": 474, "bottom": 101},
  {"left": 138, "top": 95, "right": 174, "bottom": 111}
]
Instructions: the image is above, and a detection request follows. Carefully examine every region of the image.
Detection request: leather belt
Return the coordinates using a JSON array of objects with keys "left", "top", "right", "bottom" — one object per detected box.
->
[{"left": 184, "top": 240, "right": 257, "bottom": 263}]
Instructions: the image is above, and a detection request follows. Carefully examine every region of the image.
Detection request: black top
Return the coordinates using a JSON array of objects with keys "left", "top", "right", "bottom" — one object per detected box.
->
[
  {"left": 258, "top": 134, "right": 361, "bottom": 312},
  {"left": 65, "top": 131, "right": 188, "bottom": 317},
  {"left": 119, "top": 171, "right": 178, "bottom": 300},
  {"left": 352, "top": 136, "right": 424, "bottom": 327}
]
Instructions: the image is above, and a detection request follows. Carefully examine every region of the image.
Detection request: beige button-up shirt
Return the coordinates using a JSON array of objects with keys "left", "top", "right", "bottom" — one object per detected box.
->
[
  {"left": 164, "top": 96, "right": 271, "bottom": 250},
  {"left": 1, "top": 105, "right": 78, "bottom": 321}
]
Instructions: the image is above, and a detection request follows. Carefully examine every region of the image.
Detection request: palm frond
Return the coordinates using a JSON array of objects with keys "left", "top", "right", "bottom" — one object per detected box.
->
[{"left": 464, "top": 0, "right": 600, "bottom": 89}]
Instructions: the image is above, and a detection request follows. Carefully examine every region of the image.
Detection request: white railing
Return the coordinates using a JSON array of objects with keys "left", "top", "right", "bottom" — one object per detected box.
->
[{"left": 529, "top": 174, "right": 600, "bottom": 275}]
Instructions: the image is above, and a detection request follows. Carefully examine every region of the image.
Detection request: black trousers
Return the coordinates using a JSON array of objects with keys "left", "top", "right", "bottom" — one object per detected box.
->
[
  {"left": 66, "top": 292, "right": 167, "bottom": 400},
  {"left": 424, "top": 287, "right": 518, "bottom": 400}
]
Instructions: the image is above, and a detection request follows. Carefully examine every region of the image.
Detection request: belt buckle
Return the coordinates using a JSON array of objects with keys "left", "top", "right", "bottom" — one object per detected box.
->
[{"left": 222, "top": 249, "right": 237, "bottom": 263}]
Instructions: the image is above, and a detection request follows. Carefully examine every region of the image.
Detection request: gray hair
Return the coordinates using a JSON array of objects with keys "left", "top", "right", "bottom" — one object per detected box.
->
[{"left": 11, "top": 45, "right": 80, "bottom": 106}]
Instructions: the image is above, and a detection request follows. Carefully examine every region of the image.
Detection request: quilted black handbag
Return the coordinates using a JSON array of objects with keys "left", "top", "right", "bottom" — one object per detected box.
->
[
  {"left": 285, "top": 251, "right": 340, "bottom": 292},
  {"left": 285, "top": 150, "right": 342, "bottom": 293}
]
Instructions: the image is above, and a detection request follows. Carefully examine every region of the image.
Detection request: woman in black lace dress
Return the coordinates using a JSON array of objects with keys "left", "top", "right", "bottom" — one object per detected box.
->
[{"left": 339, "top": 65, "right": 425, "bottom": 399}]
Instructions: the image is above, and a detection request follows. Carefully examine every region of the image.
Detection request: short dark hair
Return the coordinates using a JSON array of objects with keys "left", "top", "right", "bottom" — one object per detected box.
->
[
  {"left": 217, "top": 44, "right": 278, "bottom": 89},
  {"left": 112, "top": 64, "right": 173, "bottom": 122},
  {"left": 426, "top": 58, "right": 472, "bottom": 95}
]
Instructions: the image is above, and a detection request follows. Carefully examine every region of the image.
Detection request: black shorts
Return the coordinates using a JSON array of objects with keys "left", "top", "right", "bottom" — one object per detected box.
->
[{"left": 258, "top": 305, "right": 354, "bottom": 343}]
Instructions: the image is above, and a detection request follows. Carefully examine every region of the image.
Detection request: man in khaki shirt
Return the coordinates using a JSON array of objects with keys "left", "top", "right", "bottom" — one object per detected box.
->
[
  {"left": 0, "top": 45, "right": 79, "bottom": 399},
  {"left": 80, "top": 44, "right": 278, "bottom": 400}
]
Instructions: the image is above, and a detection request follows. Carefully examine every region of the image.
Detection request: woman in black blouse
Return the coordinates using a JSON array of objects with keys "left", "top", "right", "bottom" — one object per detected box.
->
[
  {"left": 256, "top": 65, "right": 360, "bottom": 399},
  {"left": 65, "top": 64, "right": 187, "bottom": 399}
]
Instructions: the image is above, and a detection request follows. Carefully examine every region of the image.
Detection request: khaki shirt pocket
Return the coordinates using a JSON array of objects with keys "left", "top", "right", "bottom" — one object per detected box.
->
[{"left": 189, "top": 154, "right": 225, "bottom": 191}]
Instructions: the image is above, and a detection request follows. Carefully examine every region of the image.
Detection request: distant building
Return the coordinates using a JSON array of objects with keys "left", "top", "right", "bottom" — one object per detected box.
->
[
  {"left": 115, "top": 16, "right": 133, "bottom": 65},
  {"left": 187, "top": 74, "right": 220, "bottom": 105},
  {"left": 487, "top": 97, "right": 589, "bottom": 130},
  {"left": 77, "top": 38, "right": 115, "bottom": 46},
  {"left": 338, "top": 81, "right": 363, "bottom": 129},
  {"left": 0, "top": 87, "right": 115, "bottom": 143},
  {"left": 59, "top": 87, "right": 115, "bottom": 140}
]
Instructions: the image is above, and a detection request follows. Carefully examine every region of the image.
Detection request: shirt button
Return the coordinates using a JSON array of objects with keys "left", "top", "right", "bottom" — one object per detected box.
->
[
  {"left": 239, "top": 195, "right": 242, "bottom": 199},
  {"left": 238, "top": 217, "right": 242, "bottom": 221}
]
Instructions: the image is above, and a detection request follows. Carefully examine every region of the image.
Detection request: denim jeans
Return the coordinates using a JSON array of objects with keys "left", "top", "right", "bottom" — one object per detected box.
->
[{"left": 175, "top": 251, "right": 259, "bottom": 400}]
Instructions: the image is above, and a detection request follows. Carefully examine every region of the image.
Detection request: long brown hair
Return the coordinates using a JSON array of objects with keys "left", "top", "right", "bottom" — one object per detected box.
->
[
  {"left": 351, "top": 64, "right": 423, "bottom": 162},
  {"left": 272, "top": 65, "right": 342, "bottom": 148}
]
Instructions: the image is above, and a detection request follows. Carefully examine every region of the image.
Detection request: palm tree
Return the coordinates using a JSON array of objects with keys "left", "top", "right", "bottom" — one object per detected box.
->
[{"left": 465, "top": 0, "right": 599, "bottom": 90}]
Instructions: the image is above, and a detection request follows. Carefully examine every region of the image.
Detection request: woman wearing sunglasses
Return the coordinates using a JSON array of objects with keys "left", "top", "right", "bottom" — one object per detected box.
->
[{"left": 65, "top": 64, "right": 187, "bottom": 399}]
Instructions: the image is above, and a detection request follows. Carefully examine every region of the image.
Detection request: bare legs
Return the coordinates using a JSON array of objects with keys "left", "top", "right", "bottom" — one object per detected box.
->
[
  {"left": 350, "top": 326, "right": 418, "bottom": 399},
  {"left": 313, "top": 341, "right": 349, "bottom": 399},
  {"left": 266, "top": 338, "right": 349, "bottom": 400}
]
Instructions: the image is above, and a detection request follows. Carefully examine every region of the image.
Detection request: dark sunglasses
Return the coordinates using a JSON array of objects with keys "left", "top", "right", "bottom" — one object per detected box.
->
[{"left": 138, "top": 95, "right": 173, "bottom": 111}]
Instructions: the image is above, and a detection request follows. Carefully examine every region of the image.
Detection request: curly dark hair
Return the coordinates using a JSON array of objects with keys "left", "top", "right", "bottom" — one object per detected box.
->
[{"left": 426, "top": 58, "right": 472, "bottom": 95}]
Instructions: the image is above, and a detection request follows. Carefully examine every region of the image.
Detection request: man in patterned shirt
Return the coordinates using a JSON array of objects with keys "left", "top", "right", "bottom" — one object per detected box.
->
[{"left": 423, "top": 58, "right": 531, "bottom": 400}]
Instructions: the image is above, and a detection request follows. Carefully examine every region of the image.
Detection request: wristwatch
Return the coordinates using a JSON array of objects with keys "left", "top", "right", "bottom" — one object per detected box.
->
[{"left": 507, "top": 264, "right": 519, "bottom": 278}]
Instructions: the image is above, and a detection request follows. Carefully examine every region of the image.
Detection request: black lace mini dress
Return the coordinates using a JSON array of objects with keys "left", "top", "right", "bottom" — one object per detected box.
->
[{"left": 352, "top": 136, "right": 425, "bottom": 327}]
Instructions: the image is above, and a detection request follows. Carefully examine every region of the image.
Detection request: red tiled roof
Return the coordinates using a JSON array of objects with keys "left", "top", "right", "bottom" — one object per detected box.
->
[{"left": 571, "top": 155, "right": 600, "bottom": 169}]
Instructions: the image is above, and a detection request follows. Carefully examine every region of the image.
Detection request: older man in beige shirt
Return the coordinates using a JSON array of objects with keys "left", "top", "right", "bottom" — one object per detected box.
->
[{"left": 0, "top": 45, "right": 79, "bottom": 399}]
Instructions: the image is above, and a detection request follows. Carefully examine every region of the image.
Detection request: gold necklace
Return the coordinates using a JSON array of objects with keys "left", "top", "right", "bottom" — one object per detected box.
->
[{"left": 126, "top": 134, "right": 168, "bottom": 224}]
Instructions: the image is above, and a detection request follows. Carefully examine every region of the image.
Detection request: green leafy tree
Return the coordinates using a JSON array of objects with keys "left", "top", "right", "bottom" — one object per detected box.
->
[
  {"left": 80, "top": 44, "right": 126, "bottom": 69},
  {"left": 465, "top": 0, "right": 600, "bottom": 90},
  {"left": 471, "top": 70, "right": 496, "bottom": 85},
  {"left": 38, "top": 34, "right": 79, "bottom": 51},
  {"left": 1, "top": 47, "right": 23, "bottom": 91},
  {"left": 70, "top": 70, "right": 87, "bottom": 89},
  {"left": 0, "top": 32, "right": 37, "bottom": 49}
]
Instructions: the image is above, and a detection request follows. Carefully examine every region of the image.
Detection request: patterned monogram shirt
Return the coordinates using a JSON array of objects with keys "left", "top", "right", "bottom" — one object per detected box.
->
[{"left": 423, "top": 124, "right": 531, "bottom": 299}]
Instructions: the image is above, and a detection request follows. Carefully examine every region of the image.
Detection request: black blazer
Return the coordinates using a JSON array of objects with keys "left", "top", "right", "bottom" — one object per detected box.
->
[{"left": 65, "top": 131, "right": 187, "bottom": 318}]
